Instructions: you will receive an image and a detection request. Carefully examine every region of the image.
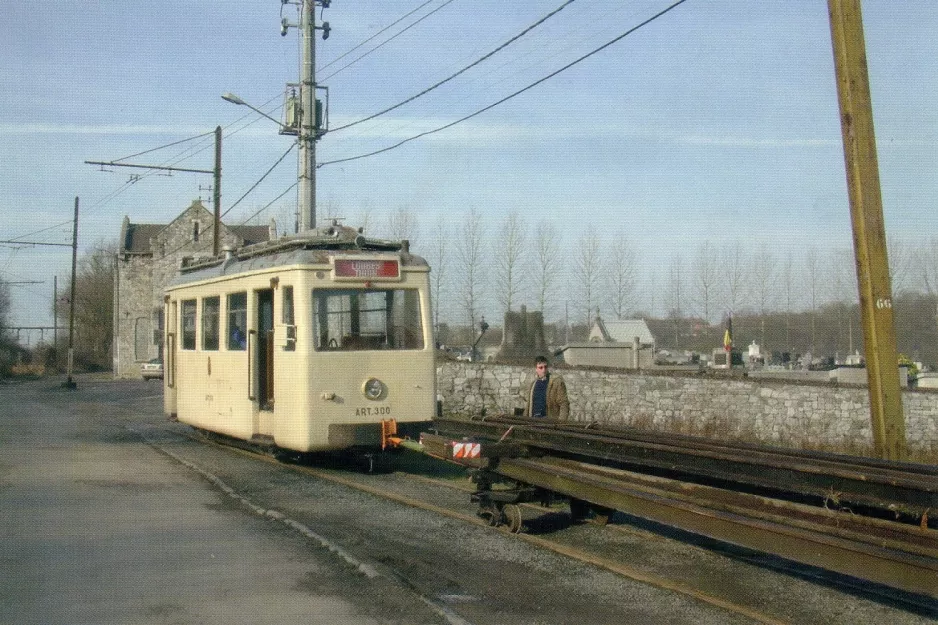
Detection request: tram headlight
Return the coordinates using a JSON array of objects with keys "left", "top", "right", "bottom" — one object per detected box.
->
[{"left": 362, "top": 378, "right": 385, "bottom": 401}]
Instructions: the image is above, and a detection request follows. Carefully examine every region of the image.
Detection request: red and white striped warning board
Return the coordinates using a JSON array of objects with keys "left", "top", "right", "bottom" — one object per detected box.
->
[{"left": 451, "top": 442, "right": 481, "bottom": 459}]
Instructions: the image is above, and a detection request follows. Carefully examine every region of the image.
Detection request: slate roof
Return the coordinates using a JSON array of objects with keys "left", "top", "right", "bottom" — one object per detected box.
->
[
  {"left": 119, "top": 221, "right": 270, "bottom": 254},
  {"left": 592, "top": 318, "right": 656, "bottom": 345}
]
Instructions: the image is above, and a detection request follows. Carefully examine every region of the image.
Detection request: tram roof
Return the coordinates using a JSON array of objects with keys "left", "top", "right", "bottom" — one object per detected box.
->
[{"left": 167, "top": 226, "right": 428, "bottom": 287}]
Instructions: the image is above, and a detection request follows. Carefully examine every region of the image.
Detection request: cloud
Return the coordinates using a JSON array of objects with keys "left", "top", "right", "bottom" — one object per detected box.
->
[{"left": 0, "top": 123, "right": 273, "bottom": 137}]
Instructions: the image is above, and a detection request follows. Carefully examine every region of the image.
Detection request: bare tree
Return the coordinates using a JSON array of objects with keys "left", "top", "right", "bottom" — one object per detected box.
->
[
  {"left": 781, "top": 253, "right": 795, "bottom": 351},
  {"left": 750, "top": 247, "right": 778, "bottom": 347},
  {"left": 533, "top": 219, "right": 561, "bottom": 320},
  {"left": 693, "top": 240, "right": 718, "bottom": 323},
  {"left": 918, "top": 237, "right": 938, "bottom": 348},
  {"left": 887, "top": 235, "right": 914, "bottom": 296},
  {"left": 606, "top": 231, "right": 637, "bottom": 320},
  {"left": 665, "top": 253, "right": 685, "bottom": 348},
  {"left": 828, "top": 247, "right": 857, "bottom": 305},
  {"left": 0, "top": 276, "right": 10, "bottom": 342},
  {"left": 352, "top": 200, "right": 374, "bottom": 233},
  {"left": 456, "top": 208, "right": 486, "bottom": 330},
  {"left": 384, "top": 206, "right": 420, "bottom": 248},
  {"left": 805, "top": 246, "right": 820, "bottom": 350},
  {"left": 572, "top": 226, "right": 602, "bottom": 328},
  {"left": 720, "top": 240, "right": 748, "bottom": 317},
  {"left": 58, "top": 242, "right": 115, "bottom": 370},
  {"left": 425, "top": 216, "right": 450, "bottom": 338},
  {"left": 494, "top": 211, "right": 526, "bottom": 313}
]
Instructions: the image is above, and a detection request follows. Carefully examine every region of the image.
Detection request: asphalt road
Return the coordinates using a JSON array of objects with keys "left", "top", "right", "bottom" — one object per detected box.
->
[{"left": 1, "top": 375, "right": 934, "bottom": 625}]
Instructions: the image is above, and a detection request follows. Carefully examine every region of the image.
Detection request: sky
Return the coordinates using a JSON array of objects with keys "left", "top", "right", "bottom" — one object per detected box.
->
[{"left": 1, "top": 0, "right": 936, "bottom": 340}]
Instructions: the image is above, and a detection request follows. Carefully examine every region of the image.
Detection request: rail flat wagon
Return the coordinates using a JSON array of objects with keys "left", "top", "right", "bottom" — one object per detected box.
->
[{"left": 162, "top": 225, "right": 436, "bottom": 452}]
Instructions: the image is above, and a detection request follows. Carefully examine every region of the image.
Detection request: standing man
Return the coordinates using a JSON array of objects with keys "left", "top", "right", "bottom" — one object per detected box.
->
[{"left": 524, "top": 356, "right": 570, "bottom": 420}]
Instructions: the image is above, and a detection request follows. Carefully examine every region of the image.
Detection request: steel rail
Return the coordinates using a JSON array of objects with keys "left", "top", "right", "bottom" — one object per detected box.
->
[
  {"left": 494, "top": 456, "right": 938, "bottom": 599},
  {"left": 433, "top": 416, "right": 938, "bottom": 520}
]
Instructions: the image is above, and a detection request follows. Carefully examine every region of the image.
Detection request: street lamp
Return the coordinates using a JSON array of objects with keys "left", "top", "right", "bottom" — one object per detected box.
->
[{"left": 221, "top": 92, "right": 284, "bottom": 130}]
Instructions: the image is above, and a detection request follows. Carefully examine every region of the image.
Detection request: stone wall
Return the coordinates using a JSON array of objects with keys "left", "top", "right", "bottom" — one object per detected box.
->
[{"left": 437, "top": 362, "right": 938, "bottom": 461}]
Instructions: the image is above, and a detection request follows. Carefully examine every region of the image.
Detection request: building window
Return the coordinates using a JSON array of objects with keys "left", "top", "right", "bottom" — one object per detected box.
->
[
  {"left": 192, "top": 221, "right": 200, "bottom": 242},
  {"left": 227, "top": 292, "right": 247, "bottom": 350},
  {"left": 134, "top": 317, "right": 151, "bottom": 361},
  {"left": 202, "top": 296, "right": 220, "bottom": 351},
  {"left": 181, "top": 299, "right": 197, "bottom": 350}
]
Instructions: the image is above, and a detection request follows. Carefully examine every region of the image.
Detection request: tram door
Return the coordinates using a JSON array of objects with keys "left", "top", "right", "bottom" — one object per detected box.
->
[{"left": 256, "top": 289, "right": 275, "bottom": 411}]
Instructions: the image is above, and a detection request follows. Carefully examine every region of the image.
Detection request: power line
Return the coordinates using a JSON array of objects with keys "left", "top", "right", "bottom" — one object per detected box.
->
[
  {"left": 236, "top": 183, "right": 298, "bottom": 227},
  {"left": 320, "top": 0, "right": 459, "bottom": 82},
  {"left": 331, "top": 0, "right": 576, "bottom": 133},
  {"left": 320, "top": 0, "right": 691, "bottom": 168},
  {"left": 222, "top": 143, "right": 296, "bottom": 218},
  {"left": 319, "top": 0, "right": 435, "bottom": 73}
]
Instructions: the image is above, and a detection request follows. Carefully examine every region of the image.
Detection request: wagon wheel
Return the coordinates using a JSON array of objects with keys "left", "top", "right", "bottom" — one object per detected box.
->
[
  {"left": 478, "top": 505, "right": 501, "bottom": 527},
  {"left": 502, "top": 504, "right": 523, "bottom": 534}
]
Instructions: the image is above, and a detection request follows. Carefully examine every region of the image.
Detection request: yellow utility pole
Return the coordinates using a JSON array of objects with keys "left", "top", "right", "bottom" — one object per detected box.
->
[{"left": 827, "top": 0, "right": 906, "bottom": 460}]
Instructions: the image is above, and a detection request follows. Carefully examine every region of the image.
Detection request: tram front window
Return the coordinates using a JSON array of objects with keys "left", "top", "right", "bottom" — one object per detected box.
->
[{"left": 313, "top": 289, "right": 423, "bottom": 351}]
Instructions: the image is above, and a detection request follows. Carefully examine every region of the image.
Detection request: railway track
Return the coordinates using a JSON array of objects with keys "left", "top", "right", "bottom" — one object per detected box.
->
[
  {"left": 153, "top": 423, "right": 937, "bottom": 616},
  {"left": 156, "top": 426, "right": 798, "bottom": 624}
]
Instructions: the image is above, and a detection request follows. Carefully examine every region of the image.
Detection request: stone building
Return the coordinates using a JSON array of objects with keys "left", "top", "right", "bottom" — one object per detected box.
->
[
  {"left": 113, "top": 200, "right": 272, "bottom": 378},
  {"left": 495, "top": 305, "right": 548, "bottom": 362}
]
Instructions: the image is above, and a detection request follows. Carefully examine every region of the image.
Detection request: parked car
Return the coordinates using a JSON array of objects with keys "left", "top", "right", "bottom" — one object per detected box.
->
[{"left": 141, "top": 357, "right": 163, "bottom": 380}]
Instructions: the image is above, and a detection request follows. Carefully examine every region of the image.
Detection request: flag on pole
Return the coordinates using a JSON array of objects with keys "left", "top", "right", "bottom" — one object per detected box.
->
[{"left": 723, "top": 316, "right": 733, "bottom": 352}]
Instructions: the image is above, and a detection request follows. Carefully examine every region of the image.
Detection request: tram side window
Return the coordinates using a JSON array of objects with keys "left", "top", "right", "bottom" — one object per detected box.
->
[
  {"left": 282, "top": 286, "right": 296, "bottom": 351},
  {"left": 313, "top": 289, "right": 423, "bottom": 351},
  {"left": 181, "top": 300, "right": 197, "bottom": 350},
  {"left": 227, "top": 292, "right": 247, "bottom": 350},
  {"left": 202, "top": 296, "right": 220, "bottom": 351}
]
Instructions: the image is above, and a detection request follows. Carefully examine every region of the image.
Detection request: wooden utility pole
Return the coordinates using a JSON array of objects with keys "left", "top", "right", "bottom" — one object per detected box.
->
[
  {"left": 64, "top": 197, "right": 79, "bottom": 389},
  {"left": 827, "top": 0, "right": 905, "bottom": 460}
]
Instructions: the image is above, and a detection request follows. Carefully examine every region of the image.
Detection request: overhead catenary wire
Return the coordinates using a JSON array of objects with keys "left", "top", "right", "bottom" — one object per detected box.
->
[
  {"left": 319, "top": 0, "right": 691, "bottom": 168},
  {"left": 111, "top": 130, "right": 216, "bottom": 164},
  {"left": 331, "top": 0, "right": 576, "bottom": 133}
]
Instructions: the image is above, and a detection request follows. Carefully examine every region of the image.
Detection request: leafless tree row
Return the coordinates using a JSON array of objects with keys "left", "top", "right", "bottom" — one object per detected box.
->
[{"left": 364, "top": 207, "right": 938, "bottom": 349}]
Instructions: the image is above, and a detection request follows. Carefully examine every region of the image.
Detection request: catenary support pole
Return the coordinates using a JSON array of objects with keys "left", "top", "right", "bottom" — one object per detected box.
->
[
  {"left": 213, "top": 125, "right": 222, "bottom": 256},
  {"left": 298, "top": 0, "right": 316, "bottom": 232}
]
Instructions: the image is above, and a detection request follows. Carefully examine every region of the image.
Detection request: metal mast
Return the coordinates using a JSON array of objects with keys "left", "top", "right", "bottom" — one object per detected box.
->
[
  {"left": 295, "top": 0, "right": 329, "bottom": 232},
  {"left": 298, "top": 0, "right": 316, "bottom": 232}
]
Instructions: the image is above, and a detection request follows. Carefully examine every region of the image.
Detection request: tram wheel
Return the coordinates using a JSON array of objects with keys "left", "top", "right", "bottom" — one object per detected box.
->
[{"left": 503, "top": 504, "right": 523, "bottom": 534}]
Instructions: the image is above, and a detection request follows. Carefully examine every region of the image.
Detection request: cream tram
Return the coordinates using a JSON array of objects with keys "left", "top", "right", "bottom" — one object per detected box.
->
[{"left": 162, "top": 225, "right": 436, "bottom": 453}]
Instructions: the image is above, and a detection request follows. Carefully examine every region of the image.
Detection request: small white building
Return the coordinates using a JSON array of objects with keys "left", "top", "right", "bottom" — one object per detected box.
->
[{"left": 561, "top": 316, "right": 656, "bottom": 369}]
